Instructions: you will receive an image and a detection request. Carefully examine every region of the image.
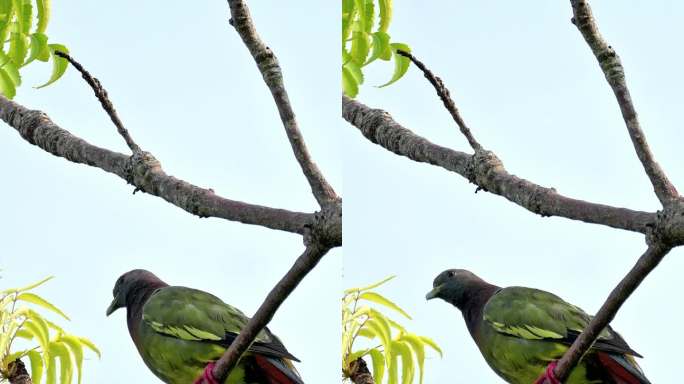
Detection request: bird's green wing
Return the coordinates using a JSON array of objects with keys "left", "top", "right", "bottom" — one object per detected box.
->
[
  {"left": 142, "top": 286, "right": 272, "bottom": 344},
  {"left": 483, "top": 286, "right": 636, "bottom": 355}
]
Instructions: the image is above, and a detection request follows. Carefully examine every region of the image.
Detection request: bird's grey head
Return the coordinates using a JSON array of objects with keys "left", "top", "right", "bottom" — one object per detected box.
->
[
  {"left": 106, "top": 269, "right": 164, "bottom": 316},
  {"left": 425, "top": 269, "right": 486, "bottom": 310}
]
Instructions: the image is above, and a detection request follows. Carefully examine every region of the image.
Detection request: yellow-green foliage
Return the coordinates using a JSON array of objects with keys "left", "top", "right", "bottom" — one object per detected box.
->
[
  {"left": 342, "top": 0, "right": 411, "bottom": 98},
  {"left": 342, "top": 276, "right": 442, "bottom": 384},
  {"left": 0, "top": 276, "right": 100, "bottom": 384},
  {"left": 0, "top": 0, "right": 70, "bottom": 99}
]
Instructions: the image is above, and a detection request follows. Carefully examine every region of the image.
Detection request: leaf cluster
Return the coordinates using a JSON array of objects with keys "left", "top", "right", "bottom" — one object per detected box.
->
[
  {"left": 342, "top": 0, "right": 411, "bottom": 97},
  {"left": 0, "top": 276, "right": 100, "bottom": 384},
  {"left": 342, "top": 276, "right": 442, "bottom": 384},
  {"left": 0, "top": 0, "right": 69, "bottom": 98}
]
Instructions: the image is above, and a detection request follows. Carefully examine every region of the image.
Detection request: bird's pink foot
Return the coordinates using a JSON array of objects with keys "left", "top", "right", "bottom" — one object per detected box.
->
[
  {"left": 534, "top": 361, "right": 561, "bottom": 384},
  {"left": 193, "top": 362, "right": 220, "bottom": 384}
]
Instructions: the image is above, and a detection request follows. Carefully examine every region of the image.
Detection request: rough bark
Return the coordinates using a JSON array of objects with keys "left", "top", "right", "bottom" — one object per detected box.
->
[
  {"left": 569, "top": 0, "right": 678, "bottom": 205},
  {"left": 348, "top": 358, "right": 375, "bottom": 384},
  {"left": 7, "top": 360, "right": 31, "bottom": 384},
  {"left": 227, "top": 0, "right": 337, "bottom": 207},
  {"left": 343, "top": 96, "right": 655, "bottom": 234},
  {"left": 0, "top": 97, "right": 314, "bottom": 234}
]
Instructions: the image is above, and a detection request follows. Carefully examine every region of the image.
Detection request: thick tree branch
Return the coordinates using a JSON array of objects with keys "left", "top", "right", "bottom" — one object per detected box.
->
[
  {"left": 553, "top": 243, "right": 671, "bottom": 381},
  {"left": 54, "top": 51, "right": 140, "bottom": 154},
  {"left": 226, "top": 0, "right": 338, "bottom": 207},
  {"left": 0, "top": 96, "right": 313, "bottom": 234},
  {"left": 343, "top": 96, "right": 656, "bottom": 234},
  {"left": 396, "top": 50, "right": 481, "bottom": 151},
  {"left": 211, "top": 242, "right": 334, "bottom": 382},
  {"left": 348, "top": 358, "right": 375, "bottom": 384},
  {"left": 569, "top": 0, "right": 678, "bottom": 204},
  {"left": 7, "top": 359, "right": 31, "bottom": 384}
]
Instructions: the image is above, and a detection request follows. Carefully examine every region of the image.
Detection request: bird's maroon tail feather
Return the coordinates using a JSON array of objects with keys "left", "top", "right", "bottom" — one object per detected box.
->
[
  {"left": 254, "top": 355, "right": 304, "bottom": 384},
  {"left": 597, "top": 352, "right": 649, "bottom": 384}
]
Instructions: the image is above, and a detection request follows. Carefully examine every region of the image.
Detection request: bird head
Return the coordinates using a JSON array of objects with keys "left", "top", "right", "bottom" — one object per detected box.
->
[
  {"left": 106, "top": 269, "right": 165, "bottom": 316},
  {"left": 426, "top": 269, "right": 486, "bottom": 310}
]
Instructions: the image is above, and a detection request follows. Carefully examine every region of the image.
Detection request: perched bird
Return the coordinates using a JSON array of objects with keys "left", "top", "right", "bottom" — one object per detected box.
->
[
  {"left": 426, "top": 269, "right": 649, "bottom": 384},
  {"left": 106, "top": 269, "right": 304, "bottom": 384}
]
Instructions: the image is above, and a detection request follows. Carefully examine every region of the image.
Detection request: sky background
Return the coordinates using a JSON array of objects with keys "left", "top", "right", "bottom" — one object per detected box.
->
[
  {"left": 344, "top": 1, "right": 683, "bottom": 383},
  {"left": 0, "top": 1, "right": 340, "bottom": 383}
]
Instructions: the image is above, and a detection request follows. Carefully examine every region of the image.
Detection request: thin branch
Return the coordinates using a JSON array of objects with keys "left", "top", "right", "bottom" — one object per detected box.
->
[
  {"left": 226, "top": 0, "right": 338, "bottom": 207},
  {"left": 343, "top": 96, "right": 656, "bottom": 234},
  {"left": 396, "top": 50, "right": 481, "bottom": 151},
  {"left": 569, "top": 0, "right": 678, "bottom": 204},
  {"left": 54, "top": 51, "right": 141, "bottom": 154},
  {"left": 553, "top": 243, "right": 672, "bottom": 381},
  {"left": 211, "top": 243, "right": 333, "bottom": 382},
  {"left": 0, "top": 95, "right": 313, "bottom": 234}
]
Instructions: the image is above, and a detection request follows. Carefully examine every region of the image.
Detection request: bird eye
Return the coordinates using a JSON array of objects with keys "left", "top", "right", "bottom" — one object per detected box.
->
[{"left": 448, "top": 271, "right": 456, "bottom": 277}]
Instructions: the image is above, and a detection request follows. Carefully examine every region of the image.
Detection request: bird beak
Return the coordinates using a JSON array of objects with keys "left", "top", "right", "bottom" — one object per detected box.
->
[
  {"left": 106, "top": 294, "right": 122, "bottom": 316},
  {"left": 426, "top": 284, "right": 443, "bottom": 300}
]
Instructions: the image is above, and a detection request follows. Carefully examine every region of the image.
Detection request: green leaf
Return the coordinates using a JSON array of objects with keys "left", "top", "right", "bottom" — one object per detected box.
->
[
  {"left": 76, "top": 336, "right": 100, "bottom": 358},
  {"left": 1, "top": 276, "right": 54, "bottom": 294},
  {"left": 393, "top": 340, "right": 414, "bottom": 384},
  {"left": 11, "top": 0, "right": 22, "bottom": 33},
  {"left": 350, "top": 31, "right": 370, "bottom": 67},
  {"left": 17, "top": 292, "right": 70, "bottom": 320},
  {"left": 26, "top": 32, "right": 49, "bottom": 65},
  {"left": 27, "top": 350, "right": 44, "bottom": 384},
  {"left": 353, "top": 0, "right": 371, "bottom": 34},
  {"left": 15, "top": 329, "right": 33, "bottom": 339},
  {"left": 20, "top": 0, "right": 31, "bottom": 33},
  {"left": 402, "top": 334, "right": 426, "bottom": 384},
  {"left": 36, "top": 0, "right": 49, "bottom": 33},
  {"left": 344, "top": 275, "right": 396, "bottom": 294},
  {"left": 22, "top": 318, "right": 49, "bottom": 357},
  {"left": 6, "top": 349, "right": 31, "bottom": 366},
  {"left": 379, "top": 43, "right": 411, "bottom": 88},
  {"left": 359, "top": 291, "right": 412, "bottom": 319},
  {"left": 366, "top": 31, "right": 391, "bottom": 65},
  {"left": 0, "top": 0, "right": 14, "bottom": 43},
  {"left": 341, "top": 0, "right": 355, "bottom": 43},
  {"left": 45, "top": 345, "right": 56, "bottom": 384},
  {"left": 362, "top": 0, "right": 374, "bottom": 33},
  {"left": 342, "top": 62, "right": 361, "bottom": 98},
  {"left": 60, "top": 335, "right": 83, "bottom": 384},
  {"left": 368, "top": 348, "right": 385, "bottom": 384},
  {"left": 387, "top": 347, "right": 398, "bottom": 384},
  {"left": 360, "top": 317, "right": 392, "bottom": 368},
  {"left": 51, "top": 342, "right": 72, "bottom": 384},
  {"left": 9, "top": 32, "right": 28, "bottom": 66},
  {"left": 36, "top": 43, "right": 68, "bottom": 89},
  {"left": 346, "top": 348, "right": 370, "bottom": 365},
  {"left": 378, "top": 0, "right": 392, "bottom": 33},
  {"left": 419, "top": 335, "right": 443, "bottom": 357}
]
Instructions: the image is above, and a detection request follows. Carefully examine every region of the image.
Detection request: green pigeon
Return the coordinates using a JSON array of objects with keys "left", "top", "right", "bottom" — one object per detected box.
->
[
  {"left": 426, "top": 269, "right": 649, "bottom": 384},
  {"left": 106, "top": 269, "right": 304, "bottom": 384}
]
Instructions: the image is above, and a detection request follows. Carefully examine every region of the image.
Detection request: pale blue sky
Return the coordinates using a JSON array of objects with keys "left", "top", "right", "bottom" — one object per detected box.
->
[
  {"left": 1, "top": 1, "right": 340, "bottom": 383},
  {"left": 344, "top": 1, "right": 683, "bottom": 383}
]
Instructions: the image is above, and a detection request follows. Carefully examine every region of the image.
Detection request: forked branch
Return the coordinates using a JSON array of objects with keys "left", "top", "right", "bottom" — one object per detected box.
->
[
  {"left": 345, "top": 1, "right": 683, "bottom": 381},
  {"left": 343, "top": 96, "right": 655, "bottom": 234}
]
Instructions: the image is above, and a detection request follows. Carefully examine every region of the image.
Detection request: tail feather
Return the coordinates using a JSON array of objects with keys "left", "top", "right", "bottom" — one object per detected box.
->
[
  {"left": 597, "top": 352, "right": 650, "bottom": 384},
  {"left": 254, "top": 355, "right": 304, "bottom": 384}
]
